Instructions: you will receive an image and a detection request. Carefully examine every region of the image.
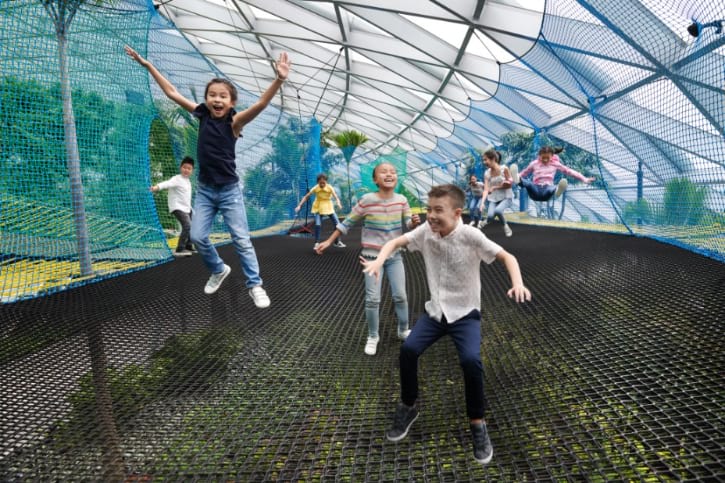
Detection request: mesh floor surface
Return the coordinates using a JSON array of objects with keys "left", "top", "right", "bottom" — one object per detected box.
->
[{"left": 1, "top": 224, "right": 723, "bottom": 481}]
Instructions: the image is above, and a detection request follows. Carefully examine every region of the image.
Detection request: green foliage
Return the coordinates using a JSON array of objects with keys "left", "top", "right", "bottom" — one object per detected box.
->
[
  {"left": 623, "top": 178, "right": 708, "bottom": 226},
  {"left": 662, "top": 177, "right": 707, "bottom": 225},
  {"left": 622, "top": 198, "right": 654, "bottom": 224}
]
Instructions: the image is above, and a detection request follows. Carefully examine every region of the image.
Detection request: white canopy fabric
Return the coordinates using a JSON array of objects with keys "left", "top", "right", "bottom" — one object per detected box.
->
[{"left": 153, "top": 0, "right": 724, "bottom": 217}]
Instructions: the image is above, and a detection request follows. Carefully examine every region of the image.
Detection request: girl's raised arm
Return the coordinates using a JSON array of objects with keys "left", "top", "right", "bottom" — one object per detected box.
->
[
  {"left": 232, "top": 52, "right": 291, "bottom": 129},
  {"left": 125, "top": 46, "right": 197, "bottom": 113}
]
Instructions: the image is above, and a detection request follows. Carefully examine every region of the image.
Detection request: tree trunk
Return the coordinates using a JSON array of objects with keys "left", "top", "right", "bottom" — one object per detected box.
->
[{"left": 58, "top": 33, "right": 93, "bottom": 276}]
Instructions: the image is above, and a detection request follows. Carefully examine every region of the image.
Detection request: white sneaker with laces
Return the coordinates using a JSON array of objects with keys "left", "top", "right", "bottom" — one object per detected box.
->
[
  {"left": 555, "top": 178, "right": 568, "bottom": 197},
  {"left": 249, "top": 286, "right": 271, "bottom": 308},
  {"left": 364, "top": 337, "right": 379, "bottom": 356},
  {"left": 204, "top": 264, "right": 231, "bottom": 294},
  {"left": 503, "top": 224, "right": 512, "bottom": 237}
]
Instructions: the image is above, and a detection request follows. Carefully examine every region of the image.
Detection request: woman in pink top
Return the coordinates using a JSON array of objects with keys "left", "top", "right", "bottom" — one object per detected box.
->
[{"left": 510, "top": 146, "right": 595, "bottom": 202}]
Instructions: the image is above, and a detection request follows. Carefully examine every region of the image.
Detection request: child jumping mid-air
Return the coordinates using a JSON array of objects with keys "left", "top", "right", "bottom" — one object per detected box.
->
[
  {"left": 126, "top": 45, "right": 291, "bottom": 308},
  {"left": 510, "top": 146, "right": 595, "bottom": 202},
  {"left": 316, "top": 163, "right": 420, "bottom": 355},
  {"left": 151, "top": 156, "right": 195, "bottom": 257},
  {"left": 361, "top": 184, "right": 531, "bottom": 465}
]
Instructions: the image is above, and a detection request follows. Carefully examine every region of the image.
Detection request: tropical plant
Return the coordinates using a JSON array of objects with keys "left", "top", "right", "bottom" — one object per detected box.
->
[
  {"left": 329, "top": 129, "right": 368, "bottom": 209},
  {"left": 662, "top": 177, "right": 707, "bottom": 226}
]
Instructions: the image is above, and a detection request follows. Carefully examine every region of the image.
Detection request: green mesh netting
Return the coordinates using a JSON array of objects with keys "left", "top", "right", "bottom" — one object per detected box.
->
[
  {"left": 0, "top": 0, "right": 322, "bottom": 302},
  {"left": 1, "top": 0, "right": 724, "bottom": 304},
  {"left": 359, "top": 147, "right": 408, "bottom": 194}
]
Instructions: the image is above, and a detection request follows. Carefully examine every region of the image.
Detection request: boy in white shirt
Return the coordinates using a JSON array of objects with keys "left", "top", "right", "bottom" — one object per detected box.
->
[
  {"left": 151, "top": 157, "right": 194, "bottom": 257},
  {"left": 361, "top": 183, "right": 531, "bottom": 465}
]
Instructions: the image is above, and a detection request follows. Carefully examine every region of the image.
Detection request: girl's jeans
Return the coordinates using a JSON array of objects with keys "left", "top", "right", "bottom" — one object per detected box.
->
[
  {"left": 520, "top": 179, "right": 555, "bottom": 202},
  {"left": 363, "top": 251, "right": 409, "bottom": 338},
  {"left": 467, "top": 196, "right": 483, "bottom": 222},
  {"left": 486, "top": 198, "right": 512, "bottom": 224},
  {"left": 400, "top": 310, "right": 486, "bottom": 419},
  {"left": 190, "top": 182, "right": 262, "bottom": 288},
  {"left": 314, "top": 212, "right": 341, "bottom": 241}
]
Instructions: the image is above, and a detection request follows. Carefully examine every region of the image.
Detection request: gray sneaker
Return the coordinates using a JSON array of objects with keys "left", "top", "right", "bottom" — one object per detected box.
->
[
  {"left": 470, "top": 422, "right": 493, "bottom": 464},
  {"left": 386, "top": 403, "right": 419, "bottom": 442},
  {"left": 555, "top": 178, "right": 568, "bottom": 197},
  {"left": 204, "top": 264, "right": 231, "bottom": 294}
]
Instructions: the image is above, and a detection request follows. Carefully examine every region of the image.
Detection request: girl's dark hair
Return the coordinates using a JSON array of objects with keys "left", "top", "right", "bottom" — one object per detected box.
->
[
  {"left": 539, "top": 145, "right": 564, "bottom": 156},
  {"left": 181, "top": 156, "right": 194, "bottom": 167},
  {"left": 316, "top": 173, "right": 328, "bottom": 182},
  {"left": 205, "top": 78, "right": 238, "bottom": 102},
  {"left": 483, "top": 149, "right": 501, "bottom": 163},
  {"left": 428, "top": 184, "right": 465, "bottom": 209}
]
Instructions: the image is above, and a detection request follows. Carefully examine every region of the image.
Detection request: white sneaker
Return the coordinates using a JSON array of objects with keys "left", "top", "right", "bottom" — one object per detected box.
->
[
  {"left": 364, "top": 337, "right": 379, "bottom": 356},
  {"left": 313, "top": 242, "right": 320, "bottom": 251},
  {"left": 468, "top": 220, "right": 476, "bottom": 226},
  {"left": 334, "top": 240, "right": 346, "bottom": 248},
  {"left": 398, "top": 329, "right": 411, "bottom": 340},
  {"left": 509, "top": 164, "right": 519, "bottom": 184},
  {"left": 204, "top": 264, "right": 231, "bottom": 294},
  {"left": 249, "top": 286, "right": 271, "bottom": 308},
  {"left": 555, "top": 178, "right": 568, "bottom": 197},
  {"left": 503, "top": 224, "right": 512, "bottom": 237},
  {"left": 479, "top": 220, "right": 487, "bottom": 230}
]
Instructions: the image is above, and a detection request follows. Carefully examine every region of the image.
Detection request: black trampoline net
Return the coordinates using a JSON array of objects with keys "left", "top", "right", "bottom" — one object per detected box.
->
[{"left": 1, "top": 224, "right": 723, "bottom": 481}]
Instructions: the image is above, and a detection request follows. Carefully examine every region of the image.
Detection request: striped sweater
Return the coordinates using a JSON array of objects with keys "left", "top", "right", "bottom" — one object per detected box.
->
[{"left": 337, "top": 192, "right": 413, "bottom": 257}]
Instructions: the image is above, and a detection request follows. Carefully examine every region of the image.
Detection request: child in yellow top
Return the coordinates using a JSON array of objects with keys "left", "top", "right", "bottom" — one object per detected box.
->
[{"left": 295, "top": 173, "right": 345, "bottom": 249}]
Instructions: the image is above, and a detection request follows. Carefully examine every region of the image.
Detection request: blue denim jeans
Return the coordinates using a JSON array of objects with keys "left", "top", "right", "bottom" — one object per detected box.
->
[
  {"left": 314, "top": 212, "right": 341, "bottom": 242},
  {"left": 400, "top": 310, "right": 485, "bottom": 419},
  {"left": 486, "top": 198, "right": 512, "bottom": 224},
  {"left": 363, "top": 251, "right": 409, "bottom": 338},
  {"left": 190, "top": 182, "right": 262, "bottom": 288},
  {"left": 467, "top": 196, "right": 483, "bottom": 222},
  {"left": 520, "top": 179, "right": 555, "bottom": 202}
]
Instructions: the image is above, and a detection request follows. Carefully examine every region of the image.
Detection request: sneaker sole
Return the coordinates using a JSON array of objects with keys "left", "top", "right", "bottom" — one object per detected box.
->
[
  {"left": 474, "top": 448, "right": 493, "bottom": 465},
  {"left": 386, "top": 412, "right": 419, "bottom": 442}
]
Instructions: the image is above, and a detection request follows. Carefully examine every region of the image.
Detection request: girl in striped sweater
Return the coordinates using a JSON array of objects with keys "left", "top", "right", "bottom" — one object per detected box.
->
[{"left": 316, "top": 163, "right": 420, "bottom": 355}]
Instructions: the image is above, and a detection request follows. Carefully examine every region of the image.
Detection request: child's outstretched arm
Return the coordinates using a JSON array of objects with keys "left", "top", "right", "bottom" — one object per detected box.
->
[
  {"left": 295, "top": 191, "right": 312, "bottom": 213},
  {"left": 233, "top": 52, "right": 291, "bottom": 129},
  {"left": 360, "top": 235, "right": 409, "bottom": 281},
  {"left": 495, "top": 249, "right": 532, "bottom": 303},
  {"left": 124, "top": 46, "right": 197, "bottom": 112},
  {"left": 315, "top": 229, "right": 342, "bottom": 255}
]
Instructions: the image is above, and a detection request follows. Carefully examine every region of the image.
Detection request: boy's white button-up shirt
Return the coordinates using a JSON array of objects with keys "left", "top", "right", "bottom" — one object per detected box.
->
[{"left": 404, "top": 219, "right": 502, "bottom": 323}]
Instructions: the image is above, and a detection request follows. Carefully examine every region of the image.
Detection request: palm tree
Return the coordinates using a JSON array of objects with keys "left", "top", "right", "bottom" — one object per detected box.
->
[{"left": 329, "top": 130, "right": 369, "bottom": 208}]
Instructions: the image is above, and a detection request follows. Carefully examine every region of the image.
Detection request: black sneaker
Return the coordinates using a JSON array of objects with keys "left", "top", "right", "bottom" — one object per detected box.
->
[
  {"left": 470, "top": 422, "right": 493, "bottom": 464},
  {"left": 386, "top": 403, "right": 419, "bottom": 442}
]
